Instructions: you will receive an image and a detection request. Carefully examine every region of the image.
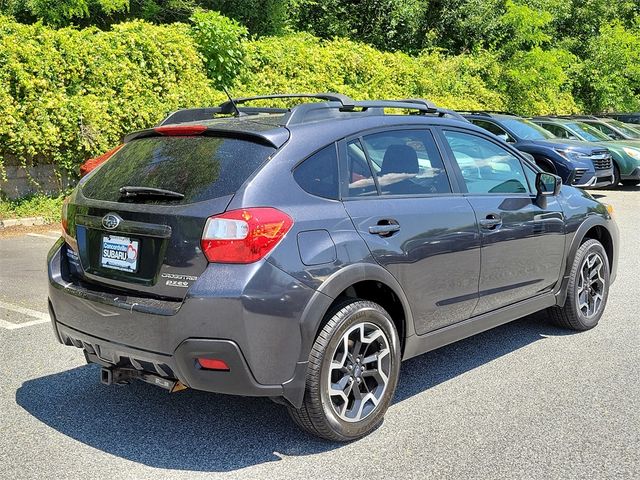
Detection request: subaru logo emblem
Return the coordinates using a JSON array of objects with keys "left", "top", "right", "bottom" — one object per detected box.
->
[{"left": 102, "top": 213, "right": 121, "bottom": 230}]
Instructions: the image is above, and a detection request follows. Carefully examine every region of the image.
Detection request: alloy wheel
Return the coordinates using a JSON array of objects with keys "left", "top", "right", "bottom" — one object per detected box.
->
[
  {"left": 577, "top": 252, "right": 606, "bottom": 319},
  {"left": 327, "top": 322, "right": 392, "bottom": 423}
]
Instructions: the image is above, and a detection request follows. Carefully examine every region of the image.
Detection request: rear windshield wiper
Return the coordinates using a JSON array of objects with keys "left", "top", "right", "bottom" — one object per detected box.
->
[{"left": 119, "top": 186, "right": 185, "bottom": 200}]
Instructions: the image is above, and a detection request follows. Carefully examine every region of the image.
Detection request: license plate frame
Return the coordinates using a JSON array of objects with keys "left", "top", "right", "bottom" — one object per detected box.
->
[{"left": 100, "top": 234, "right": 140, "bottom": 273}]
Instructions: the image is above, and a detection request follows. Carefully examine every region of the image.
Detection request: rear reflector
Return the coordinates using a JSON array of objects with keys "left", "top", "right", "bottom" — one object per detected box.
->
[
  {"left": 80, "top": 144, "right": 124, "bottom": 177},
  {"left": 61, "top": 196, "right": 70, "bottom": 234},
  {"left": 154, "top": 125, "right": 207, "bottom": 136},
  {"left": 201, "top": 207, "right": 293, "bottom": 264},
  {"left": 197, "top": 358, "right": 230, "bottom": 371}
]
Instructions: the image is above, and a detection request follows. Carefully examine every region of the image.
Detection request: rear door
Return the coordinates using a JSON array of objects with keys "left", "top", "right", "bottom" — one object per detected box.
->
[
  {"left": 438, "top": 128, "right": 565, "bottom": 316},
  {"left": 340, "top": 127, "right": 481, "bottom": 335},
  {"left": 68, "top": 134, "right": 275, "bottom": 299}
]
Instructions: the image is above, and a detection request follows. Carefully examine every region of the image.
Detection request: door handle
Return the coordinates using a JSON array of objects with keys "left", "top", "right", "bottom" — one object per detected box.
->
[
  {"left": 479, "top": 214, "right": 502, "bottom": 230},
  {"left": 369, "top": 220, "right": 400, "bottom": 236}
]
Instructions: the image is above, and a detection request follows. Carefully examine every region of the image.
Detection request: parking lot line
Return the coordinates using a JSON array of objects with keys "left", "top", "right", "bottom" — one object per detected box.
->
[
  {"left": 26, "top": 233, "right": 59, "bottom": 240},
  {"left": 0, "top": 300, "right": 50, "bottom": 330}
]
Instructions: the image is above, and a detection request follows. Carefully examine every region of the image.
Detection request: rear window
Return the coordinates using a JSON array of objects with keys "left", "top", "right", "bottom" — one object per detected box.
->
[{"left": 82, "top": 136, "right": 275, "bottom": 204}]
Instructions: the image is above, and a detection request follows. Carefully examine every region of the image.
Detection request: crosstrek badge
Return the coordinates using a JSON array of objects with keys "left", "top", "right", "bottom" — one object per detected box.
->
[{"left": 100, "top": 235, "right": 139, "bottom": 273}]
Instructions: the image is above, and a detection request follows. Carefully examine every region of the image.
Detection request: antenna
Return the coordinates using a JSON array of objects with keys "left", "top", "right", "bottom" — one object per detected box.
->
[{"left": 222, "top": 87, "right": 242, "bottom": 117}]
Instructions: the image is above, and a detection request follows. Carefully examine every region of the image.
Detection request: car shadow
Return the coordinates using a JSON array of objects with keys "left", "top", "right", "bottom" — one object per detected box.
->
[
  {"left": 590, "top": 184, "right": 640, "bottom": 198},
  {"left": 16, "top": 311, "right": 572, "bottom": 472}
]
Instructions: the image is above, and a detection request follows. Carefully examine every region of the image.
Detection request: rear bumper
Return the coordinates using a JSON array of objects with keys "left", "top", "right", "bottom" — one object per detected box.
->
[
  {"left": 51, "top": 319, "right": 295, "bottom": 398},
  {"left": 47, "top": 239, "right": 314, "bottom": 406},
  {"left": 621, "top": 166, "right": 640, "bottom": 181}
]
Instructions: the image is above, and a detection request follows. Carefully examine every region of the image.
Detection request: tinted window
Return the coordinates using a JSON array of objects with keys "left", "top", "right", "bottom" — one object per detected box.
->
[
  {"left": 444, "top": 130, "right": 530, "bottom": 194},
  {"left": 500, "top": 118, "right": 556, "bottom": 140},
  {"left": 361, "top": 130, "right": 451, "bottom": 195},
  {"left": 83, "top": 136, "right": 275, "bottom": 204},
  {"left": 607, "top": 119, "right": 640, "bottom": 138},
  {"left": 587, "top": 122, "right": 619, "bottom": 138},
  {"left": 538, "top": 123, "right": 572, "bottom": 139},
  {"left": 293, "top": 144, "right": 339, "bottom": 199},
  {"left": 471, "top": 120, "right": 514, "bottom": 142},
  {"left": 565, "top": 122, "right": 609, "bottom": 141},
  {"left": 346, "top": 139, "right": 377, "bottom": 197}
]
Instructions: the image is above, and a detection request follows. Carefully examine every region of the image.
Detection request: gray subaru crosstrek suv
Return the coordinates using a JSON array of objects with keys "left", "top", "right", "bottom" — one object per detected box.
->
[{"left": 48, "top": 94, "right": 618, "bottom": 441}]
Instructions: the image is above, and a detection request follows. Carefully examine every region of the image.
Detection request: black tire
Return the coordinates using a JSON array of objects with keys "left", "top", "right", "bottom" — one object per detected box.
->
[
  {"left": 288, "top": 299, "right": 401, "bottom": 442},
  {"left": 606, "top": 164, "right": 621, "bottom": 189},
  {"left": 548, "top": 239, "right": 610, "bottom": 331},
  {"left": 621, "top": 179, "right": 640, "bottom": 187}
]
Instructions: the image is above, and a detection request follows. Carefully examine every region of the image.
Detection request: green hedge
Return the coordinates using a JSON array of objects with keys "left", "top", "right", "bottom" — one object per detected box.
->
[
  {"left": 236, "top": 33, "right": 506, "bottom": 110},
  {"left": 0, "top": 15, "right": 608, "bottom": 197},
  {"left": 0, "top": 17, "right": 219, "bottom": 180}
]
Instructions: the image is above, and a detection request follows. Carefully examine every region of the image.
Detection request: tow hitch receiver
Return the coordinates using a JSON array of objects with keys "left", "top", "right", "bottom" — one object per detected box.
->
[{"left": 100, "top": 367, "right": 187, "bottom": 393}]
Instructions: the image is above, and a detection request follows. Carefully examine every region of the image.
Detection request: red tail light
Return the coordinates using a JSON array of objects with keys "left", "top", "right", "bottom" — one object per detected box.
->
[
  {"left": 154, "top": 125, "right": 207, "bottom": 136},
  {"left": 80, "top": 144, "right": 124, "bottom": 177},
  {"left": 197, "top": 358, "right": 230, "bottom": 371},
  {"left": 201, "top": 208, "right": 293, "bottom": 264}
]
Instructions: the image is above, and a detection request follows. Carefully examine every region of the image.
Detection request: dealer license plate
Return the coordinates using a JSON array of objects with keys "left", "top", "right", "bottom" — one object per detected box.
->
[{"left": 100, "top": 235, "right": 140, "bottom": 273}]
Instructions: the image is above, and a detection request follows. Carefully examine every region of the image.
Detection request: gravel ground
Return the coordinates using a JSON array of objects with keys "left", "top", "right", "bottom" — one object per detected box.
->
[{"left": 0, "top": 187, "right": 638, "bottom": 480}]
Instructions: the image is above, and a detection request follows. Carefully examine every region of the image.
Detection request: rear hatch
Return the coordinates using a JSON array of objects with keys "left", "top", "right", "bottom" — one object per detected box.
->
[{"left": 66, "top": 134, "right": 276, "bottom": 300}]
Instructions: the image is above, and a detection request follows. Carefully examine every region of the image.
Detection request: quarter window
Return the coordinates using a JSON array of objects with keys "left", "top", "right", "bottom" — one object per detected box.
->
[
  {"left": 293, "top": 144, "right": 339, "bottom": 199},
  {"left": 443, "top": 130, "right": 530, "bottom": 194}
]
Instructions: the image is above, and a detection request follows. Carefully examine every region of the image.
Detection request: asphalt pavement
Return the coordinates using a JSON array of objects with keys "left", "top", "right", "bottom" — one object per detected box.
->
[{"left": 0, "top": 188, "right": 638, "bottom": 479}]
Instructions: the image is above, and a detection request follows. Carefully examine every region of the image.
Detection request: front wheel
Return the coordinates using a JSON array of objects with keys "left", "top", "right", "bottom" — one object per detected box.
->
[
  {"left": 289, "top": 299, "right": 401, "bottom": 441},
  {"left": 548, "top": 239, "right": 610, "bottom": 331}
]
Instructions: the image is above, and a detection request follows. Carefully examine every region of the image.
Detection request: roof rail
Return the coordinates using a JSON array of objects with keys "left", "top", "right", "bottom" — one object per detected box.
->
[
  {"left": 553, "top": 114, "right": 600, "bottom": 120},
  {"left": 158, "top": 93, "right": 467, "bottom": 127},
  {"left": 219, "top": 93, "right": 356, "bottom": 112},
  {"left": 457, "top": 110, "right": 520, "bottom": 117}
]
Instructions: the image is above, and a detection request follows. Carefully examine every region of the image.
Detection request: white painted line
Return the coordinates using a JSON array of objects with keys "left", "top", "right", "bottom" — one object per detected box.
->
[
  {"left": 0, "top": 300, "right": 49, "bottom": 321},
  {"left": 0, "top": 300, "right": 50, "bottom": 330},
  {"left": 26, "top": 233, "right": 59, "bottom": 240},
  {"left": 0, "top": 317, "right": 50, "bottom": 330}
]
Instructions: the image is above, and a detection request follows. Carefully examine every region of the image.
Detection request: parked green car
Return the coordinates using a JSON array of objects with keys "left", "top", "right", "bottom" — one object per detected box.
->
[
  {"left": 576, "top": 117, "right": 640, "bottom": 141},
  {"left": 532, "top": 117, "right": 640, "bottom": 187}
]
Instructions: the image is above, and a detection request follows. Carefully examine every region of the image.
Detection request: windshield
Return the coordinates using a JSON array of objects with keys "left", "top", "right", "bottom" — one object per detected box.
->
[
  {"left": 566, "top": 122, "right": 610, "bottom": 142},
  {"left": 501, "top": 118, "right": 556, "bottom": 140},
  {"left": 606, "top": 119, "right": 640, "bottom": 138}
]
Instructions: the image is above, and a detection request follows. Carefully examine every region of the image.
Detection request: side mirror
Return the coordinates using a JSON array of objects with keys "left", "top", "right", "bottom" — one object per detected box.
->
[
  {"left": 608, "top": 133, "right": 618, "bottom": 140},
  {"left": 496, "top": 133, "right": 509, "bottom": 142},
  {"left": 536, "top": 172, "right": 561, "bottom": 196}
]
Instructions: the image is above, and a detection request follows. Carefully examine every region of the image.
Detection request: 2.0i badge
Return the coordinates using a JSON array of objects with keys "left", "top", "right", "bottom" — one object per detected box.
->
[{"left": 161, "top": 272, "right": 197, "bottom": 288}]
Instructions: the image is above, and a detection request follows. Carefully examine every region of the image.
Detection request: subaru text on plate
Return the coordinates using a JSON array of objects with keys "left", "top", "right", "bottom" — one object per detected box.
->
[{"left": 48, "top": 94, "right": 619, "bottom": 441}]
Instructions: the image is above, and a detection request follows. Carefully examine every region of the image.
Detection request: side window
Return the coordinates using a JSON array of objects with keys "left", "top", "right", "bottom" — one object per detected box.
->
[
  {"left": 590, "top": 122, "right": 619, "bottom": 139},
  {"left": 471, "top": 119, "right": 515, "bottom": 143},
  {"left": 443, "top": 130, "right": 530, "bottom": 194},
  {"left": 542, "top": 123, "right": 568, "bottom": 139},
  {"left": 346, "top": 139, "right": 377, "bottom": 197},
  {"left": 293, "top": 144, "right": 339, "bottom": 199},
  {"left": 360, "top": 129, "right": 451, "bottom": 195}
]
